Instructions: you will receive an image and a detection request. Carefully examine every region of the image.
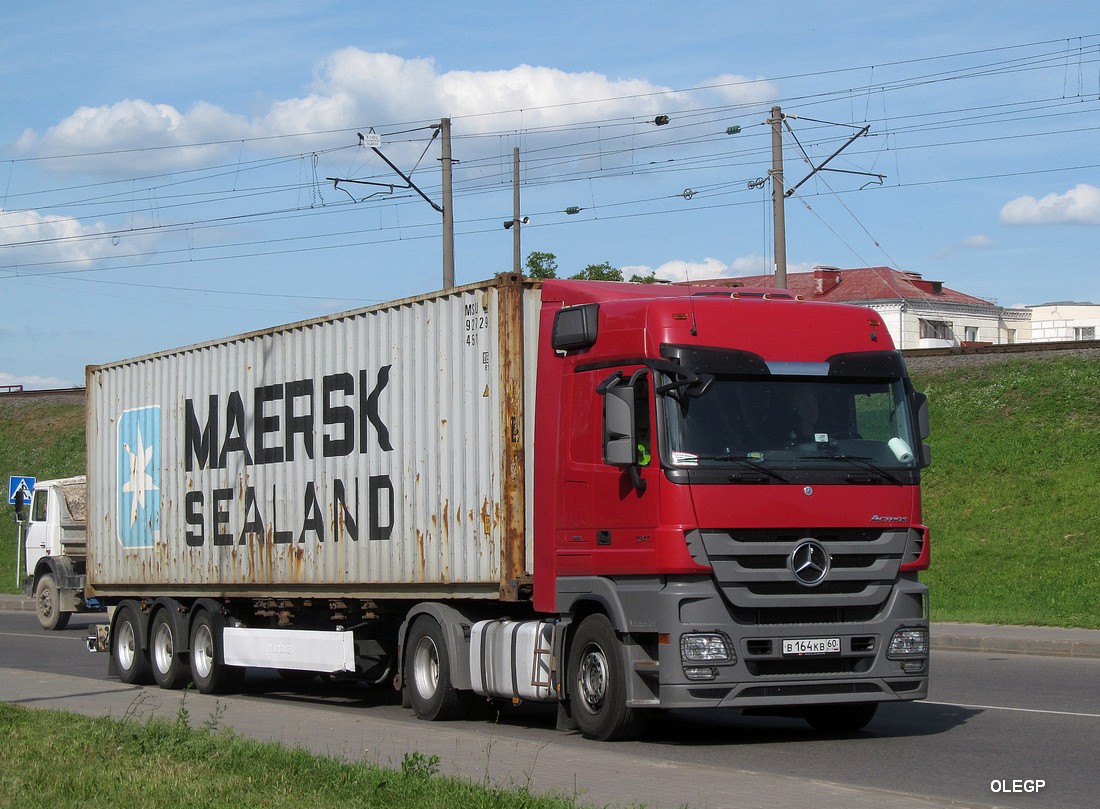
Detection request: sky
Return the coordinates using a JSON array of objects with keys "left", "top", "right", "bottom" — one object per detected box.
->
[{"left": 3, "top": 1, "right": 1100, "bottom": 389}]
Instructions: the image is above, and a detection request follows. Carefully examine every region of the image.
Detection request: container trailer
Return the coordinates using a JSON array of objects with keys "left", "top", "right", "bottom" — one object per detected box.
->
[{"left": 61, "top": 273, "right": 931, "bottom": 740}]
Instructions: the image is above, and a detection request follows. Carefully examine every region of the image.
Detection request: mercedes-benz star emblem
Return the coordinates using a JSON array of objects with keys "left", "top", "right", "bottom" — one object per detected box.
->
[{"left": 789, "top": 540, "right": 830, "bottom": 586}]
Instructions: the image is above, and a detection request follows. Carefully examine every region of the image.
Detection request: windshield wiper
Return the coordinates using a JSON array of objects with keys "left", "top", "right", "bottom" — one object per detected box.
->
[
  {"left": 697, "top": 454, "right": 790, "bottom": 483},
  {"left": 803, "top": 454, "right": 904, "bottom": 485}
]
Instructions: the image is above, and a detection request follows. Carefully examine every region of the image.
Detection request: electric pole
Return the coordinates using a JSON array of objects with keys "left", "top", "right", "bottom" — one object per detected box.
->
[
  {"left": 512, "top": 147, "right": 521, "bottom": 275},
  {"left": 769, "top": 106, "right": 787, "bottom": 289},
  {"left": 440, "top": 117, "right": 455, "bottom": 289}
]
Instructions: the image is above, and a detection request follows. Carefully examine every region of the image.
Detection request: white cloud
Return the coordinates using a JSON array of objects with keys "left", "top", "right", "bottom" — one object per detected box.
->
[
  {"left": 18, "top": 49, "right": 694, "bottom": 174},
  {"left": 0, "top": 208, "right": 141, "bottom": 267},
  {"left": 960, "top": 234, "right": 992, "bottom": 249},
  {"left": 703, "top": 73, "right": 781, "bottom": 106},
  {"left": 1000, "top": 184, "right": 1100, "bottom": 226},
  {"left": 621, "top": 255, "right": 812, "bottom": 283},
  {"left": 0, "top": 370, "right": 78, "bottom": 391}
]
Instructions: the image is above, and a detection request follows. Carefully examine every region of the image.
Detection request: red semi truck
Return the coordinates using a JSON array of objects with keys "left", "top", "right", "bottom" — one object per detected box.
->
[{"left": 72, "top": 273, "right": 929, "bottom": 740}]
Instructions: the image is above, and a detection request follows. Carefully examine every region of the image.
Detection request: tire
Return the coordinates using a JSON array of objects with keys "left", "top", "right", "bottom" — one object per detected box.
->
[
  {"left": 802, "top": 702, "right": 879, "bottom": 734},
  {"left": 189, "top": 611, "right": 244, "bottom": 694},
  {"left": 35, "top": 574, "right": 70, "bottom": 631},
  {"left": 567, "top": 614, "right": 650, "bottom": 741},
  {"left": 113, "top": 604, "right": 153, "bottom": 685},
  {"left": 150, "top": 610, "right": 191, "bottom": 690},
  {"left": 405, "top": 616, "right": 470, "bottom": 721}
]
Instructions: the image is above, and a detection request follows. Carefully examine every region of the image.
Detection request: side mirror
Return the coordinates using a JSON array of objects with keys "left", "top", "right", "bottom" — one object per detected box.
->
[
  {"left": 600, "top": 377, "right": 637, "bottom": 466},
  {"left": 13, "top": 490, "right": 27, "bottom": 524},
  {"left": 912, "top": 392, "right": 930, "bottom": 440},
  {"left": 912, "top": 391, "right": 932, "bottom": 468},
  {"left": 598, "top": 370, "right": 649, "bottom": 493}
]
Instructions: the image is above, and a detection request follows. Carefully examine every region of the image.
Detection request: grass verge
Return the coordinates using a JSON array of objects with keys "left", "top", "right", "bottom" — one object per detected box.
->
[{"left": 0, "top": 701, "right": 588, "bottom": 809}]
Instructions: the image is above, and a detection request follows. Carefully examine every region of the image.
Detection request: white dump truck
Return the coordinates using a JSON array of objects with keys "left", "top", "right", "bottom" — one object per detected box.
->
[{"left": 15, "top": 476, "right": 103, "bottom": 629}]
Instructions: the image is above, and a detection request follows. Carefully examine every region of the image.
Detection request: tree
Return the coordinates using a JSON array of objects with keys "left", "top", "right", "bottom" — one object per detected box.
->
[
  {"left": 628, "top": 270, "right": 661, "bottom": 284},
  {"left": 569, "top": 262, "right": 623, "bottom": 281},
  {"left": 525, "top": 251, "right": 558, "bottom": 279}
]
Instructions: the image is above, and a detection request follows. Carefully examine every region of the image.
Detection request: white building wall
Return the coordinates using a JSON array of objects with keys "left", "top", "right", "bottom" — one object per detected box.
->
[{"left": 1027, "top": 303, "right": 1100, "bottom": 342}]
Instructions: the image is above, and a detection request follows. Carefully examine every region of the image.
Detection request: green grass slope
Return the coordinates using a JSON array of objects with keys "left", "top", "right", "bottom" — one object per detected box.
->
[
  {"left": 2, "top": 356, "right": 1098, "bottom": 627},
  {"left": 914, "top": 356, "right": 1100, "bottom": 629},
  {"left": 1, "top": 394, "right": 86, "bottom": 594}
]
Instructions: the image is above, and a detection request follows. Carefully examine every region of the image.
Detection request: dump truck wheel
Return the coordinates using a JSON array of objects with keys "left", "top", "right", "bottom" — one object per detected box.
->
[{"left": 35, "top": 573, "right": 70, "bottom": 631}]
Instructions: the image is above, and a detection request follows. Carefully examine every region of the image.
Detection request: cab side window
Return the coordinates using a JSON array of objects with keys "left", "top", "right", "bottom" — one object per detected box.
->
[{"left": 32, "top": 491, "right": 48, "bottom": 522}]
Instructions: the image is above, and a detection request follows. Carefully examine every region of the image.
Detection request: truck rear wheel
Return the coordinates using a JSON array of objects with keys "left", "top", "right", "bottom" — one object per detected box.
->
[
  {"left": 113, "top": 604, "right": 152, "bottom": 684},
  {"left": 405, "top": 616, "right": 470, "bottom": 721},
  {"left": 150, "top": 611, "right": 191, "bottom": 690},
  {"left": 189, "top": 611, "right": 244, "bottom": 694},
  {"left": 567, "top": 614, "right": 650, "bottom": 741},
  {"left": 35, "top": 573, "right": 70, "bottom": 631}
]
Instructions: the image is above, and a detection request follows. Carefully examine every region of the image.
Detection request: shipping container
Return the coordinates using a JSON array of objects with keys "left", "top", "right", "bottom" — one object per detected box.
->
[{"left": 86, "top": 276, "right": 537, "bottom": 600}]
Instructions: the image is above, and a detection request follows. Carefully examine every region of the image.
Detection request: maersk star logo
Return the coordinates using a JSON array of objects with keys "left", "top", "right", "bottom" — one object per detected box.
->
[{"left": 117, "top": 406, "right": 161, "bottom": 548}]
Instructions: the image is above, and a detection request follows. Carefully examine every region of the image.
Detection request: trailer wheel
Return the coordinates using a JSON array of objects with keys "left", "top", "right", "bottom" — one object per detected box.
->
[
  {"left": 567, "top": 614, "right": 650, "bottom": 741},
  {"left": 35, "top": 573, "right": 70, "bottom": 631},
  {"left": 113, "top": 604, "right": 152, "bottom": 685},
  {"left": 405, "top": 616, "right": 470, "bottom": 721},
  {"left": 802, "top": 702, "right": 878, "bottom": 734},
  {"left": 189, "top": 611, "right": 244, "bottom": 694},
  {"left": 150, "top": 610, "right": 190, "bottom": 690}
]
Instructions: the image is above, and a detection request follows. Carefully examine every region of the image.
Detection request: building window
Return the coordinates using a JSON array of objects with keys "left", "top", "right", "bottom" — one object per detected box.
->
[
  {"left": 919, "top": 319, "right": 953, "bottom": 340},
  {"left": 1075, "top": 326, "right": 1096, "bottom": 341},
  {"left": 964, "top": 326, "right": 979, "bottom": 342},
  {"left": 1007, "top": 329, "right": 1017, "bottom": 344}
]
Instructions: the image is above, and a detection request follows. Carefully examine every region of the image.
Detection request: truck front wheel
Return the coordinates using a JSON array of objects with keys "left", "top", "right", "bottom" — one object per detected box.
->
[
  {"left": 113, "top": 604, "right": 152, "bottom": 684},
  {"left": 189, "top": 611, "right": 244, "bottom": 695},
  {"left": 405, "top": 616, "right": 470, "bottom": 721},
  {"left": 150, "top": 611, "right": 191, "bottom": 690},
  {"left": 567, "top": 614, "right": 650, "bottom": 741},
  {"left": 35, "top": 573, "right": 70, "bottom": 631}
]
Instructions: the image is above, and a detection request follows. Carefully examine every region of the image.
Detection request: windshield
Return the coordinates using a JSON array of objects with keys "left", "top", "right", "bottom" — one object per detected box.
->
[{"left": 661, "top": 374, "right": 918, "bottom": 471}]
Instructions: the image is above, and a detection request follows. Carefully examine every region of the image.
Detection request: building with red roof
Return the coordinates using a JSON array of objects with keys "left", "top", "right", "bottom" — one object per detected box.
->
[{"left": 695, "top": 266, "right": 1031, "bottom": 350}]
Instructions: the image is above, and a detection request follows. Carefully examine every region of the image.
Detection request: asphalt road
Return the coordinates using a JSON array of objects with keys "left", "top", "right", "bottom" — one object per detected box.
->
[{"left": 2, "top": 612, "right": 1098, "bottom": 809}]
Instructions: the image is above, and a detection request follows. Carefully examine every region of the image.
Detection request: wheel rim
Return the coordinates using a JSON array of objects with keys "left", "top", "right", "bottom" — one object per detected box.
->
[
  {"left": 577, "top": 642, "right": 609, "bottom": 712},
  {"left": 152, "top": 621, "right": 174, "bottom": 674},
  {"left": 411, "top": 636, "right": 439, "bottom": 700},
  {"left": 37, "top": 584, "right": 55, "bottom": 620},
  {"left": 192, "top": 623, "right": 214, "bottom": 680},
  {"left": 117, "top": 619, "right": 137, "bottom": 671}
]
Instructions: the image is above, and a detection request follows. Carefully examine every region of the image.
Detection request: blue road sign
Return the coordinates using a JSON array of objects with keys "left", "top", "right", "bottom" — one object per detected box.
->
[{"left": 8, "top": 476, "right": 36, "bottom": 506}]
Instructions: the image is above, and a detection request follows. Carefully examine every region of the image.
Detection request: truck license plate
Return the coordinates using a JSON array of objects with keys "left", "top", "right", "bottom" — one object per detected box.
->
[{"left": 782, "top": 637, "right": 841, "bottom": 656}]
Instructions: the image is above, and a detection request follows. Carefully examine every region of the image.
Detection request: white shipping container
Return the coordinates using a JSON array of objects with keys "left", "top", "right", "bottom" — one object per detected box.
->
[{"left": 86, "top": 275, "right": 539, "bottom": 601}]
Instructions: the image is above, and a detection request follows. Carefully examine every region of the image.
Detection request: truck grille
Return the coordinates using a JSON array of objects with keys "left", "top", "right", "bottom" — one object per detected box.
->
[{"left": 690, "top": 527, "right": 910, "bottom": 625}]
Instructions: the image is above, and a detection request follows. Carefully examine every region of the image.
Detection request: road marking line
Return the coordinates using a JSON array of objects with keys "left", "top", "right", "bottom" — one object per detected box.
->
[{"left": 925, "top": 700, "right": 1100, "bottom": 719}]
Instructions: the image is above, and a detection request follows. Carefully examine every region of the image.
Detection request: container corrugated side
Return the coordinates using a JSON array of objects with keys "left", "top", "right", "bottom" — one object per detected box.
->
[{"left": 86, "top": 277, "right": 538, "bottom": 599}]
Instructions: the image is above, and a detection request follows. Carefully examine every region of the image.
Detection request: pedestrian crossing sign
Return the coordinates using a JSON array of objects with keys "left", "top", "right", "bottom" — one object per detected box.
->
[{"left": 8, "top": 476, "right": 35, "bottom": 506}]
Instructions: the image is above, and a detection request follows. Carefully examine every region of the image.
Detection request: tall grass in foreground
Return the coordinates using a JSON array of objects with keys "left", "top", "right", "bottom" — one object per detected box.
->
[
  {"left": 0, "top": 702, "right": 587, "bottom": 809},
  {"left": 914, "top": 356, "right": 1100, "bottom": 628}
]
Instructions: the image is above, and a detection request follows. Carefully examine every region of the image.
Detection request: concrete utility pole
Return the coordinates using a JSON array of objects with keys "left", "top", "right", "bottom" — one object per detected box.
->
[
  {"left": 512, "top": 147, "right": 521, "bottom": 275},
  {"left": 768, "top": 106, "right": 788, "bottom": 289},
  {"left": 440, "top": 117, "right": 455, "bottom": 289}
]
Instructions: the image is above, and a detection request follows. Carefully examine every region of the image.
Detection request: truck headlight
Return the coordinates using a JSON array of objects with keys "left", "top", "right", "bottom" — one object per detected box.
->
[
  {"left": 887, "top": 627, "right": 929, "bottom": 658},
  {"left": 681, "top": 633, "right": 735, "bottom": 664}
]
